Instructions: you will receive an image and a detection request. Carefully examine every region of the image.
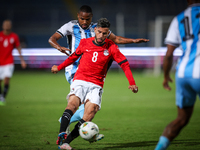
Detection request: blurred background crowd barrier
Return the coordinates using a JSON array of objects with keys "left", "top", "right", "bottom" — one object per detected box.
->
[{"left": 1, "top": 0, "right": 187, "bottom": 74}]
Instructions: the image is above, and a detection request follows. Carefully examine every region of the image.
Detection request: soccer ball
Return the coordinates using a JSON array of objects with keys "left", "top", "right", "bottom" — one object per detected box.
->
[{"left": 79, "top": 121, "right": 99, "bottom": 142}]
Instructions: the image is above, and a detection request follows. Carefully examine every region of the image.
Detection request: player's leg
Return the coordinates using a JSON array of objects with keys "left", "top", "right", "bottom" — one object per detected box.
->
[
  {"left": 0, "top": 64, "right": 14, "bottom": 104},
  {"left": 3, "top": 77, "right": 10, "bottom": 98},
  {"left": 82, "top": 100, "right": 104, "bottom": 143},
  {"left": 59, "top": 96, "right": 80, "bottom": 132},
  {"left": 62, "top": 69, "right": 79, "bottom": 135},
  {"left": 155, "top": 77, "right": 198, "bottom": 150},
  {"left": 63, "top": 100, "right": 98, "bottom": 144},
  {"left": 59, "top": 103, "right": 84, "bottom": 124},
  {"left": 59, "top": 71, "right": 84, "bottom": 129},
  {"left": 57, "top": 94, "right": 80, "bottom": 145},
  {"left": 58, "top": 103, "right": 85, "bottom": 134},
  {"left": 62, "top": 85, "right": 103, "bottom": 145},
  {"left": 59, "top": 104, "right": 84, "bottom": 135},
  {"left": 155, "top": 106, "right": 194, "bottom": 150},
  {"left": 58, "top": 71, "right": 73, "bottom": 136},
  {"left": 163, "top": 106, "right": 194, "bottom": 140},
  {"left": 0, "top": 77, "right": 10, "bottom": 105},
  {"left": 57, "top": 80, "right": 87, "bottom": 147},
  {"left": 70, "top": 103, "right": 84, "bottom": 122}
]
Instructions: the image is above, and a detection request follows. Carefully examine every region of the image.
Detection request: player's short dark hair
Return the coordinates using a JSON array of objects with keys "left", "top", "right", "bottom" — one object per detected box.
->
[
  {"left": 97, "top": 18, "right": 110, "bottom": 28},
  {"left": 3, "top": 19, "right": 12, "bottom": 23},
  {"left": 3, "top": 19, "right": 12, "bottom": 25},
  {"left": 79, "top": 5, "right": 92, "bottom": 14}
]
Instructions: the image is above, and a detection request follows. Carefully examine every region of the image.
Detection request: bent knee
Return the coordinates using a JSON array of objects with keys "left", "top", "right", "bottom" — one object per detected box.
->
[{"left": 66, "top": 102, "right": 80, "bottom": 114}]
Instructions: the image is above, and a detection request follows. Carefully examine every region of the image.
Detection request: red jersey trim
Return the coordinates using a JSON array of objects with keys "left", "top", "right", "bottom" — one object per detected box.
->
[
  {"left": 75, "top": 51, "right": 82, "bottom": 56},
  {"left": 118, "top": 59, "right": 128, "bottom": 65}
]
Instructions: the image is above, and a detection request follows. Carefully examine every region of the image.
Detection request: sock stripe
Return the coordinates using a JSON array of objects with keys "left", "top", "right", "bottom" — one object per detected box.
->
[
  {"left": 79, "top": 119, "right": 85, "bottom": 124},
  {"left": 63, "top": 112, "right": 72, "bottom": 120},
  {"left": 59, "top": 109, "right": 73, "bottom": 133}
]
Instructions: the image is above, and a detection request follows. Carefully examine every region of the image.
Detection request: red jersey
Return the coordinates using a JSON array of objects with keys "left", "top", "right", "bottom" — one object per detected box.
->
[
  {"left": 58, "top": 37, "right": 135, "bottom": 87},
  {"left": 0, "top": 31, "right": 20, "bottom": 65}
]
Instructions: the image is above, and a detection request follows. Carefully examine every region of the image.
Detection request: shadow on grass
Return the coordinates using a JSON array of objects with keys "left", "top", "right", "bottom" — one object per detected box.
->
[
  {"left": 75, "top": 139, "right": 200, "bottom": 150},
  {"left": 172, "top": 139, "right": 200, "bottom": 146},
  {"left": 84, "top": 141, "right": 157, "bottom": 150}
]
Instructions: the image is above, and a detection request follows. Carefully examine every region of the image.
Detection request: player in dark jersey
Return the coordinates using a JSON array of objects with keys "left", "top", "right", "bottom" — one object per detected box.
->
[{"left": 51, "top": 18, "right": 138, "bottom": 150}]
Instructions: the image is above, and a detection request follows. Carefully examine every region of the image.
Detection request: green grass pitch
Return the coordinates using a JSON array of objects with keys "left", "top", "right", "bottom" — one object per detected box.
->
[{"left": 0, "top": 69, "right": 199, "bottom": 150}]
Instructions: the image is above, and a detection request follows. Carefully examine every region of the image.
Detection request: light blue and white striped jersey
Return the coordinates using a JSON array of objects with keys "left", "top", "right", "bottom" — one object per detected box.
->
[
  {"left": 165, "top": 3, "right": 200, "bottom": 79},
  {"left": 57, "top": 20, "right": 97, "bottom": 73}
]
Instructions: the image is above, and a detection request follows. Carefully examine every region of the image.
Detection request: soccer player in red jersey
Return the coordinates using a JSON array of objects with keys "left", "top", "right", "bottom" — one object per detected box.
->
[
  {"left": 0, "top": 20, "right": 27, "bottom": 105},
  {"left": 49, "top": 5, "right": 149, "bottom": 145},
  {"left": 51, "top": 18, "right": 138, "bottom": 150}
]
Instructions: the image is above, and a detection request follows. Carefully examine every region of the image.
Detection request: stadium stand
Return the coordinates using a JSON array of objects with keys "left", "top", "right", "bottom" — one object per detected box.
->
[{"left": 0, "top": 0, "right": 187, "bottom": 48}]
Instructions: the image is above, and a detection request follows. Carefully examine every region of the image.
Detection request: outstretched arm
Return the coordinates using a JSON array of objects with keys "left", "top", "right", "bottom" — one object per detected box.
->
[
  {"left": 120, "top": 60, "right": 138, "bottom": 93},
  {"left": 108, "top": 32, "right": 149, "bottom": 44},
  {"left": 51, "top": 52, "right": 80, "bottom": 74},
  {"left": 16, "top": 46, "right": 27, "bottom": 69},
  {"left": 112, "top": 44, "right": 138, "bottom": 93},
  {"left": 163, "top": 44, "right": 176, "bottom": 91},
  {"left": 48, "top": 32, "right": 71, "bottom": 56}
]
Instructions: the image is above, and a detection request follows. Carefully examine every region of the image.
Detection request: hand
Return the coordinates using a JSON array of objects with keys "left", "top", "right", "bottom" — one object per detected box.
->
[
  {"left": 163, "top": 76, "right": 173, "bottom": 91},
  {"left": 20, "top": 60, "right": 27, "bottom": 69},
  {"left": 57, "top": 46, "right": 71, "bottom": 56},
  {"left": 133, "top": 38, "right": 149, "bottom": 43},
  {"left": 128, "top": 85, "right": 138, "bottom": 93},
  {"left": 51, "top": 65, "right": 59, "bottom": 74}
]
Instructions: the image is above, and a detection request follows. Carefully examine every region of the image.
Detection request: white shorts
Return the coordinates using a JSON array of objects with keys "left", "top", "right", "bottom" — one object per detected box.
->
[
  {"left": 0, "top": 64, "right": 14, "bottom": 80},
  {"left": 67, "top": 80, "right": 103, "bottom": 110}
]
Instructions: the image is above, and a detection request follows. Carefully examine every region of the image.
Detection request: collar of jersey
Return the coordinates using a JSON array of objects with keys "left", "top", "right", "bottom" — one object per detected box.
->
[{"left": 92, "top": 40, "right": 105, "bottom": 46}]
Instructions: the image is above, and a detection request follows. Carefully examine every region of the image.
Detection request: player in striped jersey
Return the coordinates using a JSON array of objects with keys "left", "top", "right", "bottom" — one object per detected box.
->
[
  {"left": 49, "top": 5, "right": 148, "bottom": 85},
  {"left": 155, "top": 0, "right": 200, "bottom": 149},
  {"left": 49, "top": 5, "right": 148, "bottom": 145}
]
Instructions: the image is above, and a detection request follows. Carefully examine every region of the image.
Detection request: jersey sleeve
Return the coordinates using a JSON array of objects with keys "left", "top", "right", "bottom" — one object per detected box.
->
[
  {"left": 164, "top": 17, "right": 181, "bottom": 47},
  {"left": 57, "top": 51, "right": 81, "bottom": 71},
  {"left": 111, "top": 44, "right": 136, "bottom": 85},
  {"left": 56, "top": 21, "right": 74, "bottom": 37},
  {"left": 57, "top": 39, "right": 84, "bottom": 71}
]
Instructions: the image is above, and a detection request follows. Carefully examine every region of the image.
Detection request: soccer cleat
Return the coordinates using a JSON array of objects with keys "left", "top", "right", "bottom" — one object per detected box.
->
[
  {"left": 0, "top": 95, "right": 5, "bottom": 106},
  {"left": 56, "top": 132, "right": 67, "bottom": 145},
  {"left": 95, "top": 133, "right": 104, "bottom": 141},
  {"left": 58, "top": 143, "right": 72, "bottom": 150},
  {"left": 90, "top": 133, "right": 104, "bottom": 143}
]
